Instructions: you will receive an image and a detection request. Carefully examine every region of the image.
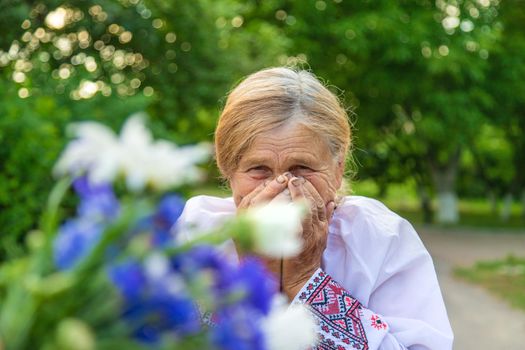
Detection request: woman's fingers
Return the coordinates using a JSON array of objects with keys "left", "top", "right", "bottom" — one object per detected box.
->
[
  {"left": 288, "top": 176, "right": 308, "bottom": 205},
  {"left": 288, "top": 177, "right": 314, "bottom": 235},
  {"left": 290, "top": 177, "right": 331, "bottom": 224},
  {"left": 250, "top": 173, "right": 290, "bottom": 206},
  {"left": 302, "top": 180, "right": 328, "bottom": 223},
  {"left": 238, "top": 173, "right": 291, "bottom": 211},
  {"left": 237, "top": 181, "right": 267, "bottom": 211}
]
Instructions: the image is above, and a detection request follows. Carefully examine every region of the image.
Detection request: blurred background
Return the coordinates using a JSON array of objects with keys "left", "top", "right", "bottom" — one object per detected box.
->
[{"left": 0, "top": 0, "right": 524, "bottom": 348}]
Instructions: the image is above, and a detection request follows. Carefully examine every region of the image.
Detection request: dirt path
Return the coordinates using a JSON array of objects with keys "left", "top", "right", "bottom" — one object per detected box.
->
[{"left": 418, "top": 227, "right": 525, "bottom": 350}]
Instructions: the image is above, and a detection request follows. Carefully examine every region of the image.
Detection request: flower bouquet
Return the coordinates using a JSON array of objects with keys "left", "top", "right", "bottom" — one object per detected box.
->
[{"left": 0, "top": 114, "right": 316, "bottom": 350}]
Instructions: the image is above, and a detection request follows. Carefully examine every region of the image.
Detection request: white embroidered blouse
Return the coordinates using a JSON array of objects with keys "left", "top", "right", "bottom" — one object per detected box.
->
[{"left": 176, "top": 194, "right": 454, "bottom": 350}]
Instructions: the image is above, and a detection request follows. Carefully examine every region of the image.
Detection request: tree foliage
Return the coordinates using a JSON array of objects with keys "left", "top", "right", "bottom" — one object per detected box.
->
[{"left": 1, "top": 0, "right": 524, "bottom": 248}]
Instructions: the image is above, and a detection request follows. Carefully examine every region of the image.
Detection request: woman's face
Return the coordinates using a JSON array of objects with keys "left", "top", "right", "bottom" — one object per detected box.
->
[{"left": 230, "top": 122, "right": 344, "bottom": 207}]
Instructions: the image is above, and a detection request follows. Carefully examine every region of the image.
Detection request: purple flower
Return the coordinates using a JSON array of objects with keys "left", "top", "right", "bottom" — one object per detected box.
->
[{"left": 53, "top": 218, "right": 103, "bottom": 270}]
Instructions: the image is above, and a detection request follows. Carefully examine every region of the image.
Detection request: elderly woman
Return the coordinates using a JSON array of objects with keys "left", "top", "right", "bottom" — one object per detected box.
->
[{"left": 177, "top": 67, "right": 453, "bottom": 349}]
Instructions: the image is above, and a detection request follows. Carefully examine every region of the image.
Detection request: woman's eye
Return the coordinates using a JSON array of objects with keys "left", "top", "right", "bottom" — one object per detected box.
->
[
  {"left": 247, "top": 166, "right": 270, "bottom": 177},
  {"left": 290, "top": 165, "right": 312, "bottom": 172}
]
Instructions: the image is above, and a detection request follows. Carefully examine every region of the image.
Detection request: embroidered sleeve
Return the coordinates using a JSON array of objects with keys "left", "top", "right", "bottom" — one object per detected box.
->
[{"left": 292, "top": 269, "right": 389, "bottom": 350}]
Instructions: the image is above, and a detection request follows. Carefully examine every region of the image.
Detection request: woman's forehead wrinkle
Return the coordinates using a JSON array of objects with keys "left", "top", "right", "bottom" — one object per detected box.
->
[
  {"left": 244, "top": 147, "right": 325, "bottom": 170},
  {"left": 254, "top": 137, "right": 314, "bottom": 155},
  {"left": 244, "top": 128, "right": 331, "bottom": 167}
]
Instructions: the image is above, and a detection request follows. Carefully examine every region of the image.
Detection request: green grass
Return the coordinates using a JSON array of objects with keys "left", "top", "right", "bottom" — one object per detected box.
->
[
  {"left": 351, "top": 179, "right": 525, "bottom": 230},
  {"left": 455, "top": 256, "right": 525, "bottom": 311}
]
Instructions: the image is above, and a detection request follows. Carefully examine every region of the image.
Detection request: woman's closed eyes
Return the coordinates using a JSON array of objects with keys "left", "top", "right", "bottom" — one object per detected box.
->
[
  {"left": 246, "top": 165, "right": 314, "bottom": 179},
  {"left": 246, "top": 166, "right": 271, "bottom": 179},
  {"left": 289, "top": 165, "right": 313, "bottom": 172}
]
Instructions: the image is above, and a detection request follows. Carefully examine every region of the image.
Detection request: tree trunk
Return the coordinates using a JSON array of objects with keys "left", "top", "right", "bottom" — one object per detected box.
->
[
  {"left": 522, "top": 189, "right": 525, "bottom": 220},
  {"left": 435, "top": 190, "right": 458, "bottom": 224},
  {"left": 487, "top": 191, "right": 498, "bottom": 215},
  {"left": 377, "top": 182, "right": 388, "bottom": 199},
  {"left": 416, "top": 182, "right": 433, "bottom": 224},
  {"left": 430, "top": 148, "right": 461, "bottom": 224},
  {"left": 499, "top": 192, "right": 513, "bottom": 222}
]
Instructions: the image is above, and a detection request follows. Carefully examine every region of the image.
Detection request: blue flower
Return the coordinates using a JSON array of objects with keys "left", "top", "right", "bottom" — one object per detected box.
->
[
  {"left": 73, "top": 177, "right": 119, "bottom": 220},
  {"left": 109, "top": 256, "right": 201, "bottom": 343},
  {"left": 53, "top": 178, "right": 120, "bottom": 270},
  {"left": 173, "top": 247, "right": 277, "bottom": 313},
  {"left": 108, "top": 259, "right": 146, "bottom": 301},
  {"left": 154, "top": 195, "right": 185, "bottom": 231},
  {"left": 125, "top": 296, "right": 201, "bottom": 343},
  {"left": 172, "top": 245, "right": 229, "bottom": 272},
  {"left": 233, "top": 257, "right": 277, "bottom": 315},
  {"left": 151, "top": 194, "right": 185, "bottom": 246},
  {"left": 210, "top": 306, "right": 266, "bottom": 350},
  {"left": 53, "top": 218, "right": 103, "bottom": 270},
  {"left": 171, "top": 245, "right": 236, "bottom": 292},
  {"left": 125, "top": 194, "right": 185, "bottom": 247}
]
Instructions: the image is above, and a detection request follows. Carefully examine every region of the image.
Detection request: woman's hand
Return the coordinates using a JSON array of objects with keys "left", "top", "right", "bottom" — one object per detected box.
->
[
  {"left": 236, "top": 173, "right": 290, "bottom": 212},
  {"left": 282, "top": 176, "right": 336, "bottom": 300},
  {"left": 234, "top": 173, "right": 335, "bottom": 301}
]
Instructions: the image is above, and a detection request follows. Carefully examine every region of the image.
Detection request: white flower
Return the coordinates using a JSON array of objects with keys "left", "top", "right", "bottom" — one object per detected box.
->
[
  {"left": 118, "top": 112, "right": 155, "bottom": 190},
  {"left": 53, "top": 121, "right": 122, "bottom": 185},
  {"left": 262, "top": 296, "right": 318, "bottom": 350},
  {"left": 142, "top": 141, "right": 210, "bottom": 191},
  {"left": 53, "top": 112, "right": 210, "bottom": 191},
  {"left": 244, "top": 202, "right": 305, "bottom": 258}
]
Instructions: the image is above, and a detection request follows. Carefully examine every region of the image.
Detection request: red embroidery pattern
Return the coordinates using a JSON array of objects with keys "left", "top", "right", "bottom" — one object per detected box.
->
[
  {"left": 298, "top": 271, "right": 369, "bottom": 350},
  {"left": 370, "top": 314, "right": 388, "bottom": 330}
]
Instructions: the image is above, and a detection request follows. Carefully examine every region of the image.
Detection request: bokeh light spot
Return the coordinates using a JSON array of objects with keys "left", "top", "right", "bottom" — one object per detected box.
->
[
  {"left": 165, "top": 32, "right": 177, "bottom": 43},
  {"left": 438, "top": 45, "right": 449, "bottom": 56},
  {"left": 143, "top": 86, "right": 154, "bottom": 96},
  {"left": 45, "top": 7, "right": 67, "bottom": 29},
  {"left": 18, "top": 88, "right": 29, "bottom": 98},
  {"left": 152, "top": 18, "right": 163, "bottom": 29},
  {"left": 315, "top": 1, "right": 327, "bottom": 11},
  {"left": 275, "top": 10, "right": 287, "bottom": 21},
  {"left": 231, "top": 16, "right": 244, "bottom": 28}
]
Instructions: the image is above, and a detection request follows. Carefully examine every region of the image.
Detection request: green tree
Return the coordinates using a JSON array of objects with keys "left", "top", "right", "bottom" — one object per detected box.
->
[
  {"left": 243, "top": 0, "right": 500, "bottom": 223},
  {"left": 483, "top": 0, "right": 525, "bottom": 218},
  {"left": 0, "top": 0, "right": 289, "bottom": 252}
]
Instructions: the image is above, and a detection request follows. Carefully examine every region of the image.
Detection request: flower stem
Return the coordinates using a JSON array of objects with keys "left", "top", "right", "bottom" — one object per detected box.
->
[{"left": 40, "top": 177, "right": 72, "bottom": 240}]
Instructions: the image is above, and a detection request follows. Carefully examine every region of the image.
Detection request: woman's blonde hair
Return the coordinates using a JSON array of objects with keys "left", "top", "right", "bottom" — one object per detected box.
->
[{"left": 215, "top": 67, "right": 352, "bottom": 180}]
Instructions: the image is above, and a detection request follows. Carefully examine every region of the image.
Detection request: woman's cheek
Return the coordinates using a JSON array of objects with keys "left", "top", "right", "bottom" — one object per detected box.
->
[
  {"left": 307, "top": 174, "right": 337, "bottom": 202},
  {"left": 231, "top": 174, "right": 262, "bottom": 205},
  {"left": 242, "top": 178, "right": 263, "bottom": 194}
]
